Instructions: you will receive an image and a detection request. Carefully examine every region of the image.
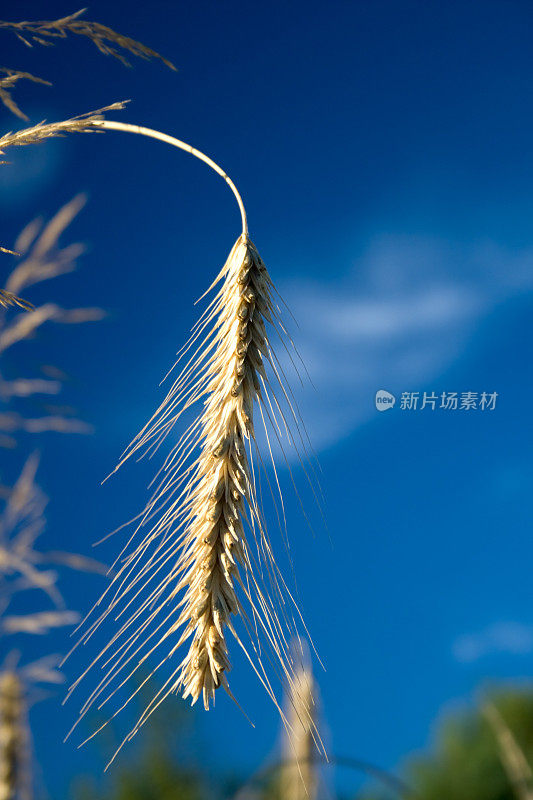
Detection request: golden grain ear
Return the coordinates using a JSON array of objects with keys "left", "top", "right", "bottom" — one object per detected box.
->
[
  {"left": 173, "top": 235, "right": 284, "bottom": 710},
  {"left": 60, "top": 122, "right": 319, "bottom": 765}
]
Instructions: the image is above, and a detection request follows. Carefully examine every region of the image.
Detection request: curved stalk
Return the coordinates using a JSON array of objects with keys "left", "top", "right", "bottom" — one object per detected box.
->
[
  {"left": 94, "top": 120, "right": 248, "bottom": 237},
  {"left": 67, "top": 115, "right": 318, "bottom": 761}
]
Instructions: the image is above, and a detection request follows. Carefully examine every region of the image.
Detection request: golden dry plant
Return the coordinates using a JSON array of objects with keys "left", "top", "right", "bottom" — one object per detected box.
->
[
  {"left": 0, "top": 8, "right": 175, "bottom": 120},
  {"left": 0, "top": 454, "right": 105, "bottom": 619},
  {"left": 0, "top": 659, "right": 69, "bottom": 800},
  {"left": 0, "top": 197, "right": 108, "bottom": 449},
  {"left": 0, "top": 670, "right": 27, "bottom": 800},
  {"left": 0, "top": 70, "right": 51, "bottom": 124},
  {"left": 0, "top": 4, "right": 175, "bottom": 272},
  {"left": 54, "top": 121, "right": 322, "bottom": 762},
  {"left": 0, "top": 294, "right": 32, "bottom": 314},
  {"left": 0, "top": 455, "right": 106, "bottom": 800},
  {"left": 0, "top": 8, "right": 179, "bottom": 789},
  {"left": 231, "top": 643, "right": 326, "bottom": 800},
  {"left": 0, "top": 100, "right": 127, "bottom": 302},
  {"left": 0, "top": 191, "right": 115, "bottom": 795},
  {"left": 281, "top": 647, "right": 323, "bottom": 800},
  {"left": 0, "top": 101, "right": 127, "bottom": 154},
  {"left": 0, "top": 5, "right": 319, "bottom": 759},
  {"left": 0, "top": 8, "right": 176, "bottom": 70}
]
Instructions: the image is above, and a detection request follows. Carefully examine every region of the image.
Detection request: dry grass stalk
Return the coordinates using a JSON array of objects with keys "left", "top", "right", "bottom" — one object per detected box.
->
[
  {"left": 5, "top": 195, "right": 86, "bottom": 296},
  {"left": 0, "top": 8, "right": 176, "bottom": 71},
  {"left": 0, "top": 379, "right": 60, "bottom": 400},
  {"left": 0, "top": 454, "right": 58, "bottom": 604},
  {"left": 0, "top": 457, "right": 104, "bottom": 800},
  {"left": 0, "top": 10, "right": 173, "bottom": 119},
  {"left": 0, "top": 414, "right": 92, "bottom": 446},
  {"left": 67, "top": 121, "right": 317, "bottom": 761},
  {"left": 0, "top": 303, "right": 104, "bottom": 354},
  {"left": 0, "top": 101, "right": 127, "bottom": 155},
  {"left": 281, "top": 649, "right": 322, "bottom": 800},
  {"left": 0, "top": 672, "right": 27, "bottom": 800},
  {"left": 0, "top": 454, "right": 106, "bottom": 799},
  {"left": 2, "top": 610, "right": 79, "bottom": 635},
  {"left": 0, "top": 657, "right": 80, "bottom": 800},
  {"left": 0, "top": 198, "right": 106, "bottom": 447},
  {"left": 0, "top": 103, "right": 125, "bottom": 274},
  {"left": 0, "top": 69, "right": 51, "bottom": 121},
  {"left": 483, "top": 701, "right": 533, "bottom": 800},
  {"left": 0, "top": 455, "right": 105, "bottom": 612},
  {"left": 0, "top": 294, "right": 32, "bottom": 314}
]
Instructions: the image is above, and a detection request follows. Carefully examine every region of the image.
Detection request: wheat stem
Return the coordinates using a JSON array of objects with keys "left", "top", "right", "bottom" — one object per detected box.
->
[{"left": 94, "top": 120, "right": 248, "bottom": 237}]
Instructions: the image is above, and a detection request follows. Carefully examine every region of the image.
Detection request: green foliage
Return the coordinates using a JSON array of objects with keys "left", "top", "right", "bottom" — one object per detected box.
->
[{"left": 361, "top": 688, "right": 533, "bottom": 800}]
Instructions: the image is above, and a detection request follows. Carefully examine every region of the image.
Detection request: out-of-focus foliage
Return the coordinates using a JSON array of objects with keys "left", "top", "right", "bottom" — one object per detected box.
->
[
  {"left": 0, "top": 453, "right": 106, "bottom": 800},
  {"left": 0, "top": 9, "right": 176, "bottom": 798},
  {"left": 0, "top": 198, "right": 107, "bottom": 800},
  {"left": 0, "top": 197, "right": 104, "bottom": 449},
  {"left": 72, "top": 683, "right": 206, "bottom": 800},
  {"left": 0, "top": 453, "right": 105, "bottom": 623},
  {"left": 361, "top": 688, "right": 533, "bottom": 800}
]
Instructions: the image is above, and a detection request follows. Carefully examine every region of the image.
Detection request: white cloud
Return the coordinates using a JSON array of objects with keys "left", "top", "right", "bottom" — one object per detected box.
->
[
  {"left": 453, "top": 622, "right": 533, "bottom": 663},
  {"left": 275, "top": 234, "right": 533, "bottom": 452}
]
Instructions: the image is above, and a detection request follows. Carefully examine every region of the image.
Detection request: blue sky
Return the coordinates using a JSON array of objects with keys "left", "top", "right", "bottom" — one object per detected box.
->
[{"left": 1, "top": 0, "right": 533, "bottom": 796}]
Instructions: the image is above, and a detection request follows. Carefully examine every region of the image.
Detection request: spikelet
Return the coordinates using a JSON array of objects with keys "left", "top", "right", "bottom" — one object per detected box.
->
[
  {"left": 0, "top": 291, "right": 33, "bottom": 312},
  {"left": 0, "top": 672, "right": 27, "bottom": 800},
  {"left": 67, "top": 231, "right": 314, "bottom": 758},
  {"left": 0, "top": 69, "right": 51, "bottom": 121},
  {"left": 173, "top": 234, "right": 273, "bottom": 706},
  {"left": 0, "top": 9, "right": 176, "bottom": 71},
  {"left": 0, "top": 102, "right": 127, "bottom": 155}
]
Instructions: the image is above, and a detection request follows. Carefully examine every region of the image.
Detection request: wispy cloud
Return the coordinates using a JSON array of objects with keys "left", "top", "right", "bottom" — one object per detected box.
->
[
  {"left": 277, "top": 234, "right": 533, "bottom": 451},
  {"left": 453, "top": 622, "right": 533, "bottom": 663}
]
